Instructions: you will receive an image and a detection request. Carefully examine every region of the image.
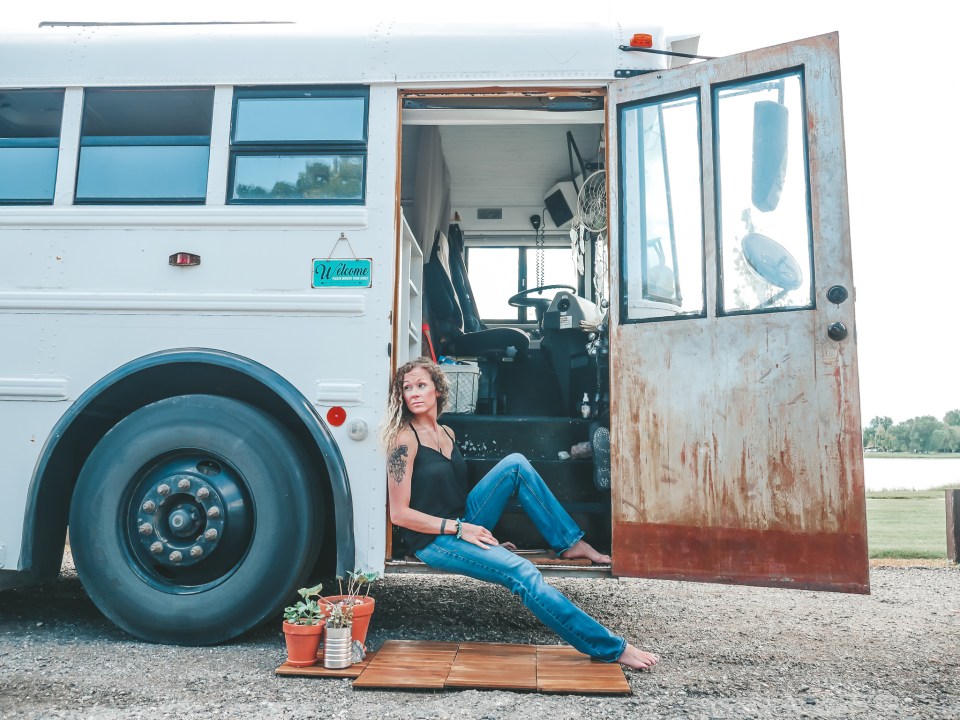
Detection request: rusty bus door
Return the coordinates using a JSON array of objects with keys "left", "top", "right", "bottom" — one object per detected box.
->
[{"left": 607, "top": 34, "right": 868, "bottom": 592}]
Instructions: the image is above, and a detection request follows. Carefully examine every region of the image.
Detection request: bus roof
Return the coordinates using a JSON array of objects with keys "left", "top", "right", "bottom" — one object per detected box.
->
[{"left": 0, "top": 21, "right": 673, "bottom": 88}]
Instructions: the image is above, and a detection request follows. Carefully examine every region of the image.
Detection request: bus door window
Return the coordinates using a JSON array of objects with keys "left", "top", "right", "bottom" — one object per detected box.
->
[
  {"left": 619, "top": 92, "right": 705, "bottom": 322},
  {"left": 715, "top": 72, "right": 813, "bottom": 314}
]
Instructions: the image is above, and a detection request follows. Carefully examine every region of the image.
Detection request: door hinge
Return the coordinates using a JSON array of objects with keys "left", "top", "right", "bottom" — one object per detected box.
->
[{"left": 614, "top": 69, "right": 653, "bottom": 79}]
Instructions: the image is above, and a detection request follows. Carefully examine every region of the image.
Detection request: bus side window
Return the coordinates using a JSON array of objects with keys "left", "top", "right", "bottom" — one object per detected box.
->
[
  {"left": 0, "top": 89, "right": 65, "bottom": 205},
  {"left": 227, "top": 87, "right": 368, "bottom": 205},
  {"left": 75, "top": 87, "right": 214, "bottom": 204}
]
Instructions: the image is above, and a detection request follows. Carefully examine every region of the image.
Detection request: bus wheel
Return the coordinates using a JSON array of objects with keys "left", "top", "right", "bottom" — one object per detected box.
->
[{"left": 69, "top": 394, "right": 323, "bottom": 645}]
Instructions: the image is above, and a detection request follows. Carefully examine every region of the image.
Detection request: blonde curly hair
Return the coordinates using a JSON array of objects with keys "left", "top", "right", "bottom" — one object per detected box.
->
[{"left": 378, "top": 357, "right": 450, "bottom": 449}]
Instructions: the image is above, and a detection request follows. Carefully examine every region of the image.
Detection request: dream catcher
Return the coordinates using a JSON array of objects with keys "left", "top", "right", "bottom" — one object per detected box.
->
[
  {"left": 565, "top": 132, "right": 609, "bottom": 307},
  {"left": 575, "top": 170, "right": 608, "bottom": 308}
]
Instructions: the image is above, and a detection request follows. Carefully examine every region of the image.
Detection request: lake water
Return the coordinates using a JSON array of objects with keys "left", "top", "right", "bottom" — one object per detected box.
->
[{"left": 863, "top": 456, "right": 960, "bottom": 491}]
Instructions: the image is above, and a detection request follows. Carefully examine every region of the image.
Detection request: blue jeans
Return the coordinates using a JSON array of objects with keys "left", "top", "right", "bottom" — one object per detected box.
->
[{"left": 415, "top": 453, "right": 626, "bottom": 662}]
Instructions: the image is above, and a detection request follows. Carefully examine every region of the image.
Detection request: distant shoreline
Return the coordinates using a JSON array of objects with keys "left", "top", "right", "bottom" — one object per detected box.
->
[{"left": 864, "top": 452, "right": 960, "bottom": 459}]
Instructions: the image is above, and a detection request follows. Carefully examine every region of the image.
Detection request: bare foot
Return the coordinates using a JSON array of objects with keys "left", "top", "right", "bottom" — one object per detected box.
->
[
  {"left": 560, "top": 539, "right": 611, "bottom": 564},
  {"left": 617, "top": 643, "right": 660, "bottom": 670}
]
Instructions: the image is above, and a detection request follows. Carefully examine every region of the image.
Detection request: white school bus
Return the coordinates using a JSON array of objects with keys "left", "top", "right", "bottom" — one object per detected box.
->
[{"left": 0, "top": 20, "right": 866, "bottom": 644}]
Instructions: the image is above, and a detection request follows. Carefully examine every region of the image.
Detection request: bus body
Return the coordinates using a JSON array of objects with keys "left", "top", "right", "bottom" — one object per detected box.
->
[{"left": 0, "top": 21, "right": 866, "bottom": 644}]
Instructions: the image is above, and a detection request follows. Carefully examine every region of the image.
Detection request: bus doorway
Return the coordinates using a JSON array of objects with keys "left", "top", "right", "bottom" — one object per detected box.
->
[{"left": 392, "top": 90, "right": 616, "bottom": 570}]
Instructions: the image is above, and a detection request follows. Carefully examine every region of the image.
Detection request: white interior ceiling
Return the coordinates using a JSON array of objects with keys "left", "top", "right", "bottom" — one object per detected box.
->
[{"left": 439, "top": 124, "right": 602, "bottom": 210}]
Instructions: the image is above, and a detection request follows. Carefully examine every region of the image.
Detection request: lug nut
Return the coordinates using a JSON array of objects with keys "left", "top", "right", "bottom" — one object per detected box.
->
[
  {"left": 190, "top": 546, "right": 203, "bottom": 558},
  {"left": 157, "top": 484, "right": 171, "bottom": 496},
  {"left": 177, "top": 478, "right": 191, "bottom": 490},
  {"left": 150, "top": 542, "right": 163, "bottom": 554},
  {"left": 142, "top": 501, "right": 156, "bottom": 513},
  {"left": 138, "top": 523, "right": 153, "bottom": 536},
  {"left": 207, "top": 506, "right": 220, "bottom": 519},
  {"left": 196, "top": 487, "right": 210, "bottom": 500},
  {"left": 204, "top": 528, "right": 218, "bottom": 541},
  {"left": 169, "top": 551, "right": 183, "bottom": 563}
]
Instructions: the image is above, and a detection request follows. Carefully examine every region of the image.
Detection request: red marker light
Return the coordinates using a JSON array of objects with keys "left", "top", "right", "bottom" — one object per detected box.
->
[
  {"left": 326, "top": 406, "right": 347, "bottom": 427},
  {"left": 629, "top": 33, "right": 653, "bottom": 48},
  {"left": 169, "top": 252, "right": 201, "bottom": 267}
]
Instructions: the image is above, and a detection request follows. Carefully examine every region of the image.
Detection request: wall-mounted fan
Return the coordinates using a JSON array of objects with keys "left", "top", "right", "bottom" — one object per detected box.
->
[{"left": 577, "top": 170, "right": 607, "bottom": 233}]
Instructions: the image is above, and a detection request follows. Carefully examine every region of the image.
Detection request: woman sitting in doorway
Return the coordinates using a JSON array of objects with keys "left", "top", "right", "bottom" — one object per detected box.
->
[{"left": 380, "top": 357, "right": 659, "bottom": 670}]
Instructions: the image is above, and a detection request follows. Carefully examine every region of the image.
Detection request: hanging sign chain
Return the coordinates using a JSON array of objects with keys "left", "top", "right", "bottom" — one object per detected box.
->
[{"left": 326, "top": 232, "right": 358, "bottom": 260}]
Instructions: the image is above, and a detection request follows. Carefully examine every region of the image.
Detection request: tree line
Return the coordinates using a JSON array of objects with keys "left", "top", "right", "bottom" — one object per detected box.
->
[{"left": 863, "top": 410, "right": 960, "bottom": 453}]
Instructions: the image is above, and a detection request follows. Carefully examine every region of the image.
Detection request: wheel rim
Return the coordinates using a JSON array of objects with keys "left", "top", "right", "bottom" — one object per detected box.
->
[{"left": 123, "top": 452, "right": 253, "bottom": 593}]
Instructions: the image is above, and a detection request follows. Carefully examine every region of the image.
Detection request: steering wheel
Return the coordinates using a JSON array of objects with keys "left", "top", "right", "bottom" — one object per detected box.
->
[{"left": 508, "top": 284, "right": 577, "bottom": 328}]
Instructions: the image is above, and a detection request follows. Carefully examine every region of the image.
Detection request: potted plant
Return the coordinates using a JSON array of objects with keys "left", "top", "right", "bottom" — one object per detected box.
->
[
  {"left": 321, "top": 601, "right": 355, "bottom": 669},
  {"left": 322, "top": 570, "right": 380, "bottom": 650},
  {"left": 281, "top": 583, "right": 325, "bottom": 667}
]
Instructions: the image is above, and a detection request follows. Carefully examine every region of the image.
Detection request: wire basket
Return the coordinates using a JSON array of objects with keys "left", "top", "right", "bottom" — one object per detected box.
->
[{"left": 441, "top": 363, "right": 480, "bottom": 414}]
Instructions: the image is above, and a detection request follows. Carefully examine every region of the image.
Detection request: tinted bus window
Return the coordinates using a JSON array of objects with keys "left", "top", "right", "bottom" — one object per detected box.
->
[
  {"left": 228, "top": 88, "right": 368, "bottom": 204},
  {"left": 75, "top": 87, "right": 214, "bottom": 204},
  {"left": 0, "top": 89, "right": 65, "bottom": 204}
]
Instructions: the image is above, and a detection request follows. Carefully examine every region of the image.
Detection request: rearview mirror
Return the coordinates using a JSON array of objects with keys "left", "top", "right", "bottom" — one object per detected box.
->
[{"left": 751, "top": 100, "right": 789, "bottom": 212}]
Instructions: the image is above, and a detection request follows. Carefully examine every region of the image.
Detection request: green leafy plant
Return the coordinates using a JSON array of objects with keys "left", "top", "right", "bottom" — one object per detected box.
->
[
  {"left": 322, "top": 570, "right": 380, "bottom": 628},
  {"left": 338, "top": 569, "right": 380, "bottom": 603},
  {"left": 282, "top": 583, "right": 325, "bottom": 626}
]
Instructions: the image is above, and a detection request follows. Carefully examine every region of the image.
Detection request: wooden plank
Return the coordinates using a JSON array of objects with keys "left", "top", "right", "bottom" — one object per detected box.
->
[
  {"left": 352, "top": 640, "right": 459, "bottom": 689},
  {"left": 947, "top": 489, "right": 960, "bottom": 563},
  {"left": 445, "top": 642, "right": 537, "bottom": 690},
  {"left": 275, "top": 650, "right": 376, "bottom": 678},
  {"left": 536, "top": 645, "right": 631, "bottom": 695}
]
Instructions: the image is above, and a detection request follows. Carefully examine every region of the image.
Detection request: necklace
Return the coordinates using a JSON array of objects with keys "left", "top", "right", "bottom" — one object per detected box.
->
[{"left": 414, "top": 422, "right": 442, "bottom": 452}]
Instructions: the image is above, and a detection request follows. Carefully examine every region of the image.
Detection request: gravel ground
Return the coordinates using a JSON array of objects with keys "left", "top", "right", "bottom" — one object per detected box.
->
[{"left": 1, "top": 553, "right": 958, "bottom": 720}]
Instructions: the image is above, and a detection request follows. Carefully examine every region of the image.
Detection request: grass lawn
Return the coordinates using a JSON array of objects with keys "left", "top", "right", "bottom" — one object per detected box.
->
[{"left": 866, "top": 489, "right": 952, "bottom": 559}]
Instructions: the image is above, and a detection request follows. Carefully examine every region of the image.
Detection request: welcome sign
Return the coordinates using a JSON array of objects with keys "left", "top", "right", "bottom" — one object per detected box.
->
[{"left": 312, "top": 258, "right": 372, "bottom": 288}]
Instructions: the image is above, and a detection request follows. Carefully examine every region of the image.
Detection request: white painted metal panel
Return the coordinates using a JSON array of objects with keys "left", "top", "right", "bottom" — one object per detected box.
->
[
  {"left": 0, "top": 85, "right": 399, "bottom": 573},
  {"left": 0, "top": 22, "right": 669, "bottom": 88}
]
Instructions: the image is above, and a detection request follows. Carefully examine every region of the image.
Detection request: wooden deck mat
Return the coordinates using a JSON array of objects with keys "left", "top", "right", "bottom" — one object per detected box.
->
[
  {"left": 275, "top": 650, "right": 376, "bottom": 678},
  {"left": 446, "top": 642, "right": 538, "bottom": 690},
  {"left": 358, "top": 642, "right": 630, "bottom": 694},
  {"left": 352, "top": 640, "right": 460, "bottom": 689},
  {"left": 275, "top": 640, "right": 631, "bottom": 694},
  {"left": 535, "top": 645, "right": 631, "bottom": 694}
]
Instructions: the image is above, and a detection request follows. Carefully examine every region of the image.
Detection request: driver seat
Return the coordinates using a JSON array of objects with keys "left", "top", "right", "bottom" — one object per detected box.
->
[{"left": 424, "top": 229, "right": 529, "bottom": 360}]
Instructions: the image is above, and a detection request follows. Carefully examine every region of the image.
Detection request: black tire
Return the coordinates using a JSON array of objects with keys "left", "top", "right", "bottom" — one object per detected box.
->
[{"left": 69, "top": 394, "right": 324, "bottom": 645}]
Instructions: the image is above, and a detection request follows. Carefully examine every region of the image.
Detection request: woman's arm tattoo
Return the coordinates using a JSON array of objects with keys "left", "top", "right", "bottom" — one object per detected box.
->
[{"left": 388, "top": 445, "right": 408, "bottom": 485}]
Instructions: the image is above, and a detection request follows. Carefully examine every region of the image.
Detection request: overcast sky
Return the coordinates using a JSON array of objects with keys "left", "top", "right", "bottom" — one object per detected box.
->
[{"left": 4, "top": 1, "right": 955, "bottom": 425}]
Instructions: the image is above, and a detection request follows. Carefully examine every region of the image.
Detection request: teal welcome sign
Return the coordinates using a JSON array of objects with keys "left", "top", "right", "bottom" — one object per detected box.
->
[{"left": 312, "top": 258, "right": 372, "bottom": 288}]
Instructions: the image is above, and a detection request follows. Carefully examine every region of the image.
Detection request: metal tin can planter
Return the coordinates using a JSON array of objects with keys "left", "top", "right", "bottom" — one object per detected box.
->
[
  {"left": 322, "top": 595, "right": 376, "bottom": 648},
  {"left": 323, "top": 626, "right": 353, "bottom": 669}
]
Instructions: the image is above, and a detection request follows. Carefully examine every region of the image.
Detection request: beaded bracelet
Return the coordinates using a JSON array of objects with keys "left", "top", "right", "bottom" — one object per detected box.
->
[
  {"left": 455, "top": 518, "right": 463, "bottom": 540},
  {"left": 440, "top": 518, "right": 448, "bottom": 536}
]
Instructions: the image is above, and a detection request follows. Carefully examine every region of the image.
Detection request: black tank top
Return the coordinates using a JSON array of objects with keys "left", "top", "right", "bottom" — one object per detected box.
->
[{"left": 399, "top": 424, "right": 469, "bottom": 553}]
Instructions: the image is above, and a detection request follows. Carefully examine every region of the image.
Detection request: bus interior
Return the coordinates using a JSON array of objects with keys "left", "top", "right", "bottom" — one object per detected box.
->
[{"left": 395, "top": 92, "right": 621, "bottom": 566}]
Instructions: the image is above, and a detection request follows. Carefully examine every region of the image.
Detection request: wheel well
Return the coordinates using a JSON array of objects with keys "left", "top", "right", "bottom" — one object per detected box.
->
[{"left": 24, "top": 349, "right": 350, "bottom": 582}]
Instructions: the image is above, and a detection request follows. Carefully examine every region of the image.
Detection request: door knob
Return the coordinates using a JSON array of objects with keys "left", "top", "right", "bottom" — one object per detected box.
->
[
  {"left": 827, "top": 322, "right": 848, "bottom": 341},
  {"left": 826, "top": 285, "right": 848, "bottom": 305}
]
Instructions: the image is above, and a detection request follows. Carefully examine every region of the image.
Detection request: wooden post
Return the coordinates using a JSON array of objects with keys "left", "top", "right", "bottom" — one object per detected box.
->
[{"left": 947, "top": 490, "right": 960, "bottom": 564}]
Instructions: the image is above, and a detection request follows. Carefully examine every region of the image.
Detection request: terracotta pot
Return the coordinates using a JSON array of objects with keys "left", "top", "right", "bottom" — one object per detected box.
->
[
  {"left": 282, "top": 619, "right": 325, "bottom": 667},
  {"left": 322, "top": 595, "right": 376, "bottom": 648}
]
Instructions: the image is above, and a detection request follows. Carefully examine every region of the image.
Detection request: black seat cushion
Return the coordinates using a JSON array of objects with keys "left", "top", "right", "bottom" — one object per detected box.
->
[{"left": 448, "top": 327, "right": 529, "bottom": 357}]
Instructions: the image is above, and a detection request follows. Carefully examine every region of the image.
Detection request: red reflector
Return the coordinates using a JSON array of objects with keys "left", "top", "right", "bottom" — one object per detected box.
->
[
  {"left": 169, "top": 252, "right": 201, "bottom": 267},
  {"left": 327, "top": 406, "right": 347, "bottom": 427},
  {"left": 630, "top": 33, "right": 653, "bottom": 48}
]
